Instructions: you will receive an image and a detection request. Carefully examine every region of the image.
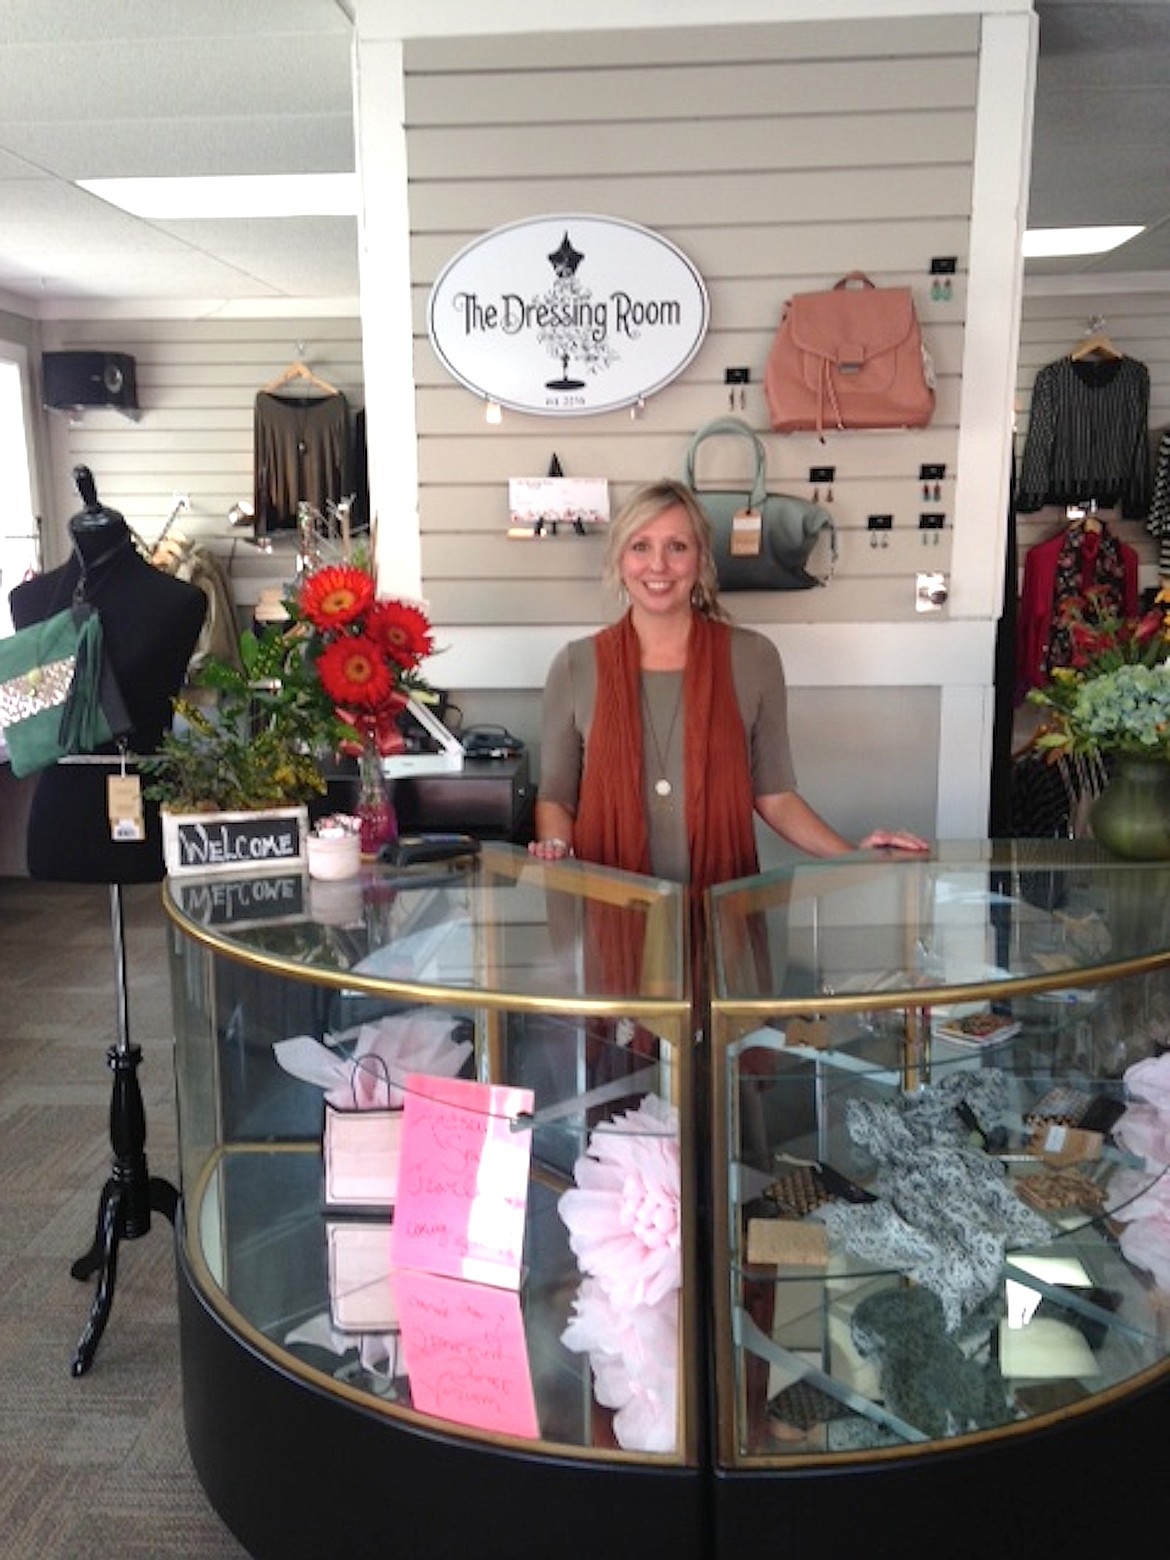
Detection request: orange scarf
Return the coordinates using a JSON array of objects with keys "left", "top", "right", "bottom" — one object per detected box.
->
[{"left": 576, "top": 610, "right": 759, "bottom": 893}]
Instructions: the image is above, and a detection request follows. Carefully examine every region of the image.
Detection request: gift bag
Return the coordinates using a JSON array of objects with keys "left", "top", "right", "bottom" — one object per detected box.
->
[
  {"left": 323, "top": 1102, "right": 406, "bottom": 1209},
  {"left": 764, "top": 271, "right": 935, "bottom": 434},
  {"left": 684, "top": 416, "right": 836, "bottom": 592},
  {"left": 0, "top": 601, "right": 130, "bottom": 777},
  {"left": 321, "top": 1054, "right": 404, "bottom": 1209}
]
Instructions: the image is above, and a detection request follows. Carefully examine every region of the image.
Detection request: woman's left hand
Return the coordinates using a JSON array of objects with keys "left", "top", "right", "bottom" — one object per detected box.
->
[{"left": 859, "top": 828, "right": 930, "bottom": 852}]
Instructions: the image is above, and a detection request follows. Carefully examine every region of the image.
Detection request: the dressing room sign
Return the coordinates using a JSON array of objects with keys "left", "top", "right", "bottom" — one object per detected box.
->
[{"left": 427, "top": 214, "right": 709, "bottom": 417}]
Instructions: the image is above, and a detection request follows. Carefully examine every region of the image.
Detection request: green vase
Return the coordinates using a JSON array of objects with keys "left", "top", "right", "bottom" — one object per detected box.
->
[{"left": 1089, "top": 755, "right": 1170, "bottom": 860}]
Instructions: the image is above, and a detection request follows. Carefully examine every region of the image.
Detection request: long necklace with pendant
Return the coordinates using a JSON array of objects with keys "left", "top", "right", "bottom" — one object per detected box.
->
[{"left": 641, "top": 675, "right": 684, "bottom": 802}]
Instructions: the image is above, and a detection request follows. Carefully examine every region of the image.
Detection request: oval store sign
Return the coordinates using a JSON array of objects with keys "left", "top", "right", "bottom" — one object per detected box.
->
[{"left": 426, "top": 214, "right": 709, "bottom": 417}]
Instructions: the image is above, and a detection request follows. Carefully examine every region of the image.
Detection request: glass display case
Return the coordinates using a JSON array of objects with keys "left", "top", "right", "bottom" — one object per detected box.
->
[
  {"left": 164, "top": 842, "right": 696, "bottom": 1560},
  {"left": 166, "top": 838, "right": 1170, "bottom": 1560},
  {"left": 707, "top": 841, "right": 1170, "bottom": 1554}
]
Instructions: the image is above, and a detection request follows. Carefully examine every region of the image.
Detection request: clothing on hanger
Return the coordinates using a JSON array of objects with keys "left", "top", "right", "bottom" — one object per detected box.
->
[
  {"left": 253, "top": 385, "right": 352, "bottom": 532},
  {"left": 1015, "top": 516, "right": 1139, "bottom": 700},
  {"left": 1148, "top": 429, "right": 1170, "bottom": 578},
  {"left": 1016, "top": 354, "right": 1151, "bottom": 519}
]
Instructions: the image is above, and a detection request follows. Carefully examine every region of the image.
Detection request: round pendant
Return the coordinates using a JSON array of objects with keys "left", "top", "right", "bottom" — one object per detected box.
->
[{"left": 654, "top": 778, "right": 672, "bottom": 798}]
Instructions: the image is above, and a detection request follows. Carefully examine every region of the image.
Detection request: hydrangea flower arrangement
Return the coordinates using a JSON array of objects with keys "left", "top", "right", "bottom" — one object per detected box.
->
[{"left": 1028, "top": 588, "right": 1170, "bottom": 762}]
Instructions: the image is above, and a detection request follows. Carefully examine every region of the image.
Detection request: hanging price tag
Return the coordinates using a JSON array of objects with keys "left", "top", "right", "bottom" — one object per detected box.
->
[
  {"left": 108, "top": 773, "right": 145, "bottom": 842},
  {"left": 730, "top": 506, "right": 762, "bottom": 556}
]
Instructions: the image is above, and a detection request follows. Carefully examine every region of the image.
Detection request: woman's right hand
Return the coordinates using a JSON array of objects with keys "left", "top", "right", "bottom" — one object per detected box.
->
[{"left": 528, "top": 837, "right": 574, "bottom": 860}]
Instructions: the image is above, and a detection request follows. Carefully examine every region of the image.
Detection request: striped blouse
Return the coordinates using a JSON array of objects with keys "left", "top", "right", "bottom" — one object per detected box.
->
[{"left": 1016, "top": 355, "right": 1151, "bottom": 519}]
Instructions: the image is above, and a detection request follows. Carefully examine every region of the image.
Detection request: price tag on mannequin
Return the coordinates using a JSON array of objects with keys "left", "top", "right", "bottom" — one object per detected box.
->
[{"left": 107, "top": 748, "right": 145, "bottom": 842}]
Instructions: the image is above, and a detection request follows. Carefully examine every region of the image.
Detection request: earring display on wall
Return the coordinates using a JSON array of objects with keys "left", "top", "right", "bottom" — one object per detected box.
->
[
  {"left": 867, "top": 514, "right": 893, "bottom": 548},
  {"left": 929, "top": 256, "right": 957, "bottom": 304},
  {"left": 725, "top": 366, "right": 749, "bottom": 412}
]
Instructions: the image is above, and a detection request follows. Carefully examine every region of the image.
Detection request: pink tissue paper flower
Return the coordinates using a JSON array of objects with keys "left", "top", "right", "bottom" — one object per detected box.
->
[
  {"left": 562, "top": 1277, "right": 679, "bottom": 1453},
  {"left": 558, "top": 1094, "right": 681, "bottom": 1453},
  {"left": 1124, "top": 1052, "right": 1170, "bottom": 1114},
  {"left": 558, "top": 1094, "right": 681, "bottom": 1311}
]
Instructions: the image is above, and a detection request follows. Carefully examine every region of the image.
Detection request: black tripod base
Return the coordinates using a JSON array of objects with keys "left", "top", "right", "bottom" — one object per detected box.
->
[
  {"left": 70, "top": 1173, "right": 178, "bottom": 1377},
  {"left": 69, "top": 1037, "right": 179, "bottom": 1377}
]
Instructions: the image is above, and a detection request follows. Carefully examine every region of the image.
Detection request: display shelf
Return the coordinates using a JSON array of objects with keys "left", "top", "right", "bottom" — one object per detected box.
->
[
  {"left": 708, "top": 841, "right": 1170, "bottom": 1485},
  {"left": 164, "top": 843, "right": 697, "bottom": 1560},
  {"left": 166, "top": 839, "right": 1170, "bottom": 1559}
]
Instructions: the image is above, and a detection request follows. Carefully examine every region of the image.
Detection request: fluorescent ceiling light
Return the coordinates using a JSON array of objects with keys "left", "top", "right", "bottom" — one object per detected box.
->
[
  {"left": 1023, "top": 224, "right": 1143, "bottom": 258},
  {"left": 77, "top": 173, "right": 358, "bottom": 220}
]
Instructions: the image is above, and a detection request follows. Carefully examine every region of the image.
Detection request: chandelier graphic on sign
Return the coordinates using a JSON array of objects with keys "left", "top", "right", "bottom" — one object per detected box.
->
[{"left": 538, "top": 231, "right": 617, "bottom": 392}]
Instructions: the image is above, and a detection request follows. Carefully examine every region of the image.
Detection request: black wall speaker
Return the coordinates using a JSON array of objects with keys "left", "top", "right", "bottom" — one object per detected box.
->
[{"left": 42, "top": 351, "right": 138, "bottom": 412}]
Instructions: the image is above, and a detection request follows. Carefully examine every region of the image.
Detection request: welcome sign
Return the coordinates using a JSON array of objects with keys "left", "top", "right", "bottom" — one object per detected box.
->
[{"left": 427, "top": 214, "right": 709, "bottom": 417}]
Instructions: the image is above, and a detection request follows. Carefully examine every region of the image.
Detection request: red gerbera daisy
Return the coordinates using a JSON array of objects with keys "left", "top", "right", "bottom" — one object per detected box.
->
[
  {"left": 300, "top": 565, "right": 376, "bottom": 632},
  {"left": 367, "top": 598, "right": 434, "bottom": 669},
  {"left": 317, "top": 634, "right": 394, "bottom": 709}
]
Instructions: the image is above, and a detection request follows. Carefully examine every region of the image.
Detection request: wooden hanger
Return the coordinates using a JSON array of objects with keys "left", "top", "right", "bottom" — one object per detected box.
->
[
  {"left": 1070, "top": 328, "right": 1123, "bottom": 362},
  {"left": 262, "top": 359, "right": 340, "bottom": 396}
]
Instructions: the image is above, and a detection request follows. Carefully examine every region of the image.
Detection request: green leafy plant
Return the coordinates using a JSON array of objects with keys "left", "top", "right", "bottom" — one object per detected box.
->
[{"left": 140, "top": 622, "right": 340, "bottom": 813}]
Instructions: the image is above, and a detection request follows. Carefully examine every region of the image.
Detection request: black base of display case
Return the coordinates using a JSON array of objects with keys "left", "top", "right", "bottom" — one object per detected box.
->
[
  {"left": 176, "top": 1234, "right": 707, "bottom": 1560},
  {"left": 714, "top": 1370, "right": 1170, "bottom": 1560}
]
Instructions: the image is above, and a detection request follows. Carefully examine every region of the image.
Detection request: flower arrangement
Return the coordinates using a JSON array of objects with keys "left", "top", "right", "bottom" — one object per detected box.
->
[
  {"left": 1027, "top": 588, "right": 1170, "bottom": 763},
  {"left": 292, "top": 562, "right": 435, "bottom": 759},
  {"left": 142, "top": 559, "right": 436, "bottom": 814}
]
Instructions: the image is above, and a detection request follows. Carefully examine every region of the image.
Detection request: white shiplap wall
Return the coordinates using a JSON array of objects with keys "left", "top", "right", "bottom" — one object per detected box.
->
[
  {"left": 406, "top": 17, "right": 976, "bottom": 631},
  {"left": 21, "top": 7, "right": 1034, "bottom": 847}
]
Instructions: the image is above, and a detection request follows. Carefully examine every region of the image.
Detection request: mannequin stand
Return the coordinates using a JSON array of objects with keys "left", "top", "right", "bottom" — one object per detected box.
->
[{"left": 69, "top": 882, "right": 178, "bottom": 1376}]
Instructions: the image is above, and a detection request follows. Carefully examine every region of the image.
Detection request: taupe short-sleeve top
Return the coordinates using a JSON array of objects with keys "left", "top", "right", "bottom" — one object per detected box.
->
[{"left": 537, "top": 623, "right": 797, "bottom": 883}]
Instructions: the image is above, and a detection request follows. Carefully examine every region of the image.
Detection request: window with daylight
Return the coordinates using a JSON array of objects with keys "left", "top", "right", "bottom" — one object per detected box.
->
[{"left": 0, "top": 345, "right": 40, "bottom": 638}]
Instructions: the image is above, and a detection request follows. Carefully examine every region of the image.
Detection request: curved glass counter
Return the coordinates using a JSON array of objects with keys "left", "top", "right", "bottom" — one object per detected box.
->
[
  {"left": 707, "top": 840, "right": 1170, "bottom": 1470},
  {"left": 164, "top": 843, "right": 697, "bottom": 1560}
]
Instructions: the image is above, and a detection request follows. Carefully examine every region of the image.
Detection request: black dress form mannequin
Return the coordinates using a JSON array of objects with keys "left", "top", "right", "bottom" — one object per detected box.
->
[
  {"left": 10, "top": 467, "right": 206, "bottom": 881},
  {"left": 7, "top": 467, "right": 207, "bottom": 1375}
]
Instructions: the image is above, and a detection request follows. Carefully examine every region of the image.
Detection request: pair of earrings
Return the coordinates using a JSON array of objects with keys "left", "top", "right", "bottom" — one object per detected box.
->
[
  {"left": 869, "top": 531, "right": 890, "bottom": 549},
  {"left": 727, "top": 386, "right": 747, "bottom": 410},
  {"left": 811, "top": 485, "right": 834, "bottom": 504},
  {"left": 922, "top": 481, "right": 942, "bottom": 502},
  {"left": 930, "top": 277, "right": 953, "bottom": 302}
]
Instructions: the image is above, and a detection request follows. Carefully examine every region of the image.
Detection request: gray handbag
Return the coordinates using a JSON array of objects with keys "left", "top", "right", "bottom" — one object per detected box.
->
[{"left": 684, "top": 416, "right": 836, "bottom": 591}]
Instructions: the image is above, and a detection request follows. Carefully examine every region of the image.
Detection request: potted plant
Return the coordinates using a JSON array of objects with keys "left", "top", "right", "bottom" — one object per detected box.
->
[
  {"left": 142, "top": 558, "right": 437, "bottom": 873},
  {"left": 1027, "top": 586, "right": 1170, "bottom": 859}
]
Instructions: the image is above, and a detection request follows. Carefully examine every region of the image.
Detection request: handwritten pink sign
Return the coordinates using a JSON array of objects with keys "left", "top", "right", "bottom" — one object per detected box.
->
[
  {"left": 392, "top": 1267, "right": 539, "bottom": 1438},
  {"left": 390, "top": 1073, "right": 534, "bottom": 1289}
]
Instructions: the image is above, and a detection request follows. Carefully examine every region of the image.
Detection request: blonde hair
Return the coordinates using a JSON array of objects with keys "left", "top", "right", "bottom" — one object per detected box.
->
[{"left": 602, "top": 479, "right": 728, "bottom": 620}]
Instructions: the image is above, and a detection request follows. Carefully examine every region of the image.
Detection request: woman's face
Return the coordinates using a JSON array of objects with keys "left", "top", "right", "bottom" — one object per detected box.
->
[{"left": 620, "top": 503, "right": 700, "bottom": 617}]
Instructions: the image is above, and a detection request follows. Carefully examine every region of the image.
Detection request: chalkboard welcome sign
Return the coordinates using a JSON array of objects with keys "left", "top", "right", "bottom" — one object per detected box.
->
[{"left": 162, "top": 806, "right": 308, "bottom": 877}]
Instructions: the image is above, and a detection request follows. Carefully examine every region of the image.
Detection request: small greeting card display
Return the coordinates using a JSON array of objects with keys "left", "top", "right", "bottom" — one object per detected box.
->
[
  {"left": 391, "top": 1073, "right": 534, "bottom": 1289},
  {"left": 932, "top": 1009, "right": 1021, "bottom": 1048},
  {"left": 391, "top": 1267, "right": 539, "bottom": 1439},
  {"left": 389, "top": 1073, "right": 540, "bottom": 1440}
]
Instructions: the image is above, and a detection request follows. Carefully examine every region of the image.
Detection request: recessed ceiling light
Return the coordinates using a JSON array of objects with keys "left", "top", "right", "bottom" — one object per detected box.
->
[
  {"left": 1022, "top": 224, "right": 1143, "bottom": 258},
  {"left": 77, "top": 173, "right": 358, "bottom": 220}
]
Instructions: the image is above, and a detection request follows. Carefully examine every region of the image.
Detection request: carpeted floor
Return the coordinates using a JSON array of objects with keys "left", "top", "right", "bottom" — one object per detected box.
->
[{"left": 0, "top": 877, "right": 250, "bottom": 1559}]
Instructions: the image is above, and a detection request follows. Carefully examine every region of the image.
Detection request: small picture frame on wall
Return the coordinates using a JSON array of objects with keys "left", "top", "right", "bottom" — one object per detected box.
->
[{"left": 507, "top": 476, "right": 610, "bottom": 538}]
